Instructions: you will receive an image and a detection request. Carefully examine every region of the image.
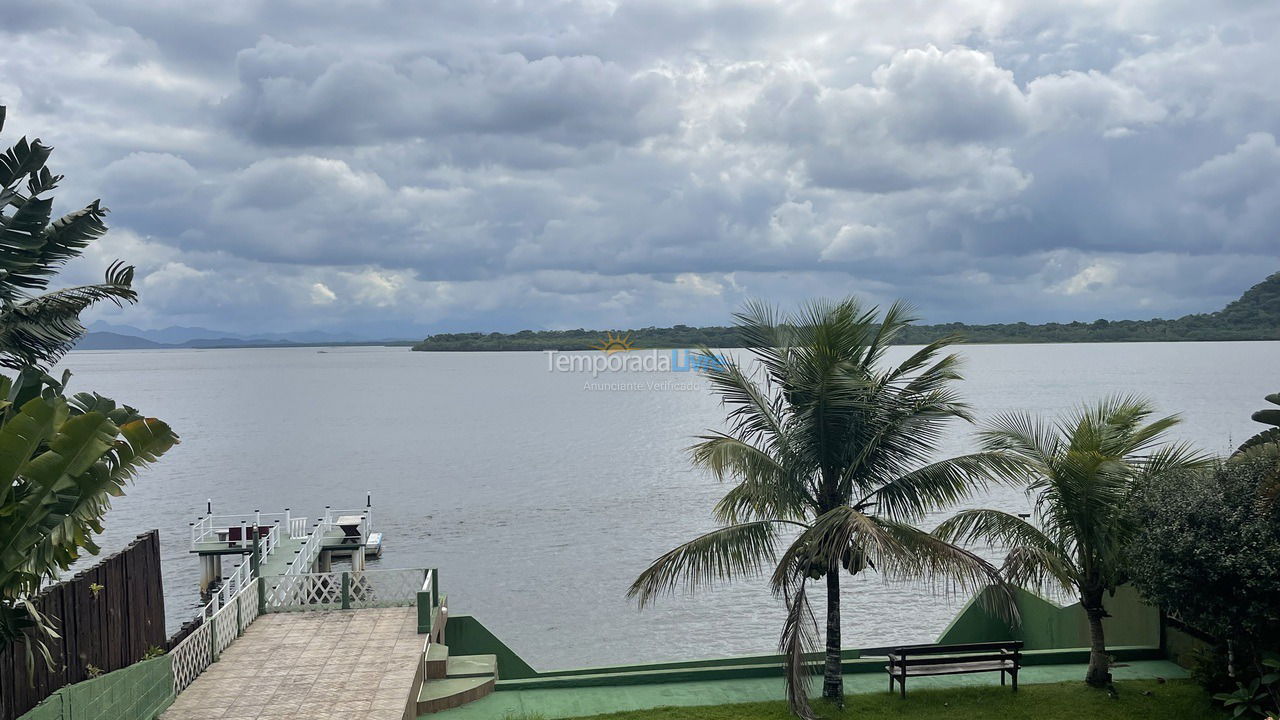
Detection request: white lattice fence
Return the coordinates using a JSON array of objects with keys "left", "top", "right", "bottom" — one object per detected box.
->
[
  {"left": 237, "top": 580, "right": 261, "bottom": 627},
  {"left": 170, "top": 580, "right": 264, "bottom": 693},
  {"left": 269, "top": 572, "right": 341, "bottom": 610},
  {"left": 170, "top": 619, "right": 213, "bottom": 693},
  {"left": 267, "top": 569, "right": 422, "bottom": 611},
  {"left": 349, "top": 569, "right": 423, "bottom": 608}
]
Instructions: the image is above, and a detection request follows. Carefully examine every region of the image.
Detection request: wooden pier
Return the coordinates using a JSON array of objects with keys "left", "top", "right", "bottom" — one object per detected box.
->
[{"left": 188, "top": 497, "right": 384, "bottom": 595}]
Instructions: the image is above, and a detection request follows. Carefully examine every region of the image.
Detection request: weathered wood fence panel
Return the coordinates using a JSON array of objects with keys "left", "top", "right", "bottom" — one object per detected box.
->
[{"left": 0, "top": 531, "right": 166, "bottom": 720}]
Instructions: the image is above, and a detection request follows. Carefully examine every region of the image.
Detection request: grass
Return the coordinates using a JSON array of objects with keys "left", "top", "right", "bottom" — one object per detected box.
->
[{"left": 522, "top": 679, "right": 1226, "bottom": 720}]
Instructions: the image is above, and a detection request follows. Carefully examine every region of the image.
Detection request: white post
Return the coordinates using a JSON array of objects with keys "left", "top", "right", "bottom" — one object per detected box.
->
[{"left": 200, "top": 554, "right": 214, "bottom": 594}]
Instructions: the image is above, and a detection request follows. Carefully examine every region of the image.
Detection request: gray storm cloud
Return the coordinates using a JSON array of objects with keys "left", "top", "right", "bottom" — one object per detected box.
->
[{"left": 0, "top": 0, "right": 1276, "bottom": 335}]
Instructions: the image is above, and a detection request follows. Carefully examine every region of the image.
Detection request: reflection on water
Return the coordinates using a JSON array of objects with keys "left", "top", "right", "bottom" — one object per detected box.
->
[{"left": 56, "top": 341, "right": 1278, "bottom": 668}]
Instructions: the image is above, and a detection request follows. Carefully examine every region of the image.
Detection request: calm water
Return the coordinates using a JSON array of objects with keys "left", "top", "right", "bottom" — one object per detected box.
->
[{"left": 54, "top": 341, "right": 1279, "bottom": 669}]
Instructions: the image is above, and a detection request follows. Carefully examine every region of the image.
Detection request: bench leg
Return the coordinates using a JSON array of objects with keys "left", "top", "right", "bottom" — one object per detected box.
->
[
  {"left": 888, "top": 674, "right": 894, "bottom": 694},
  {"left": 1012, "top": 669, "right": 1018, "bottom": 692},
  {"left": 1001, "top": 669, "right": 1006, "bottom": 686},
  {"left": 901, "top": 675, "right": 907, "bottom": 700}
]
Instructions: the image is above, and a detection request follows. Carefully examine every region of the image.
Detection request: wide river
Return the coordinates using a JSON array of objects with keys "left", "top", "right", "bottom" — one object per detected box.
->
[{"left": 54, "top": 341, "right": 1279, "bottom": 669}]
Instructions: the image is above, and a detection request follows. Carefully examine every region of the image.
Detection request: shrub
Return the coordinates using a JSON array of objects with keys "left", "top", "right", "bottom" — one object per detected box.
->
[{"left": 1127, "top": 459, "right": 1280, "bottom": 714}]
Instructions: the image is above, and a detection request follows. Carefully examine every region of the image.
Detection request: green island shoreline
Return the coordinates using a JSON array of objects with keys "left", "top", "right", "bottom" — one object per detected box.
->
[{"left": 412, "top": 271, "right": 1279, "bottom": 351}]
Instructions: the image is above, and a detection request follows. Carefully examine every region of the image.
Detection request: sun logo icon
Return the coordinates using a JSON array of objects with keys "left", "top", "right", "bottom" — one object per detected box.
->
[{"left": 593, "top": 331, "right": 634, "bottom": 354}]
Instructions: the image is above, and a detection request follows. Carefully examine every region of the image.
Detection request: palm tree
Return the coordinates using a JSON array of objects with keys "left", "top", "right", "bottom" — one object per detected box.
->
[
  {"left": 934, "top": 397, "right": 1208, "bottom": 687},
  {"left": 0, "top": 105, "right": 137, "bottom": 371},
  {"left": 629, "top": 298, "right": 1018, "bottom": 717},
  {"left": 0, "top": 107, "right": 176, "bottom": 668}
]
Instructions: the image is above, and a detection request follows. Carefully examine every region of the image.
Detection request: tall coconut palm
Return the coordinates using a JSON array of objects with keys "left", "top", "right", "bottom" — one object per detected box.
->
[
  {"left": 629, "top": 298, "right": 1018, "bottom": 717},
  {"left": 934, "top": 397, "right": 1208, "bottom": 687},
  {"left": 0, "top": 105, "right": 137, "bottom": 371}
]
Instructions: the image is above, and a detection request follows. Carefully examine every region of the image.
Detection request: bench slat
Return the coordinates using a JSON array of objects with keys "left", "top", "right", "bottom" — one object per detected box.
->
[
  {"left": 888, "top": 652, "right": 1017, "bottom": 667},
  {"left": 889, "top": 641, "right": 1022, "bottom": 656},
  {"left": 887, "top": 660, "right": 1015, "bottom": 678}
]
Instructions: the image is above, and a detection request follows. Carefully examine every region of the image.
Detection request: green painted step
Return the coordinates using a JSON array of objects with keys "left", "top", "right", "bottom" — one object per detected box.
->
[
  {"left": 425, "top": 643, "right": 450, "bottom": 679},
  {"left": 417, "top": 675, "right": 495, "bottom": 715},
  {"left": 427, "top": 643, "right": 450, "bottom": 662},
  {"left": 447, "top": 654, "right": 497, "bottom": 679}
]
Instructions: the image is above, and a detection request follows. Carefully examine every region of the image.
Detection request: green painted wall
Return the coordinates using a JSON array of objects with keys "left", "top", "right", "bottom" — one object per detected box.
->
[
  {"left": 936, "top": 584, "right": 1160, "bottom": 650},
  {"left": 1164, "top": 625, "right": 1213, "bottom": 669},
  {"left": 16, "top": 656, "right": 173, "bottom": 720},
  {"left": 444, "top": 583, "right": 1161, "bottom": 693},
  {"left": 446, "top": 615, "right": 539, "bottom": 679}
]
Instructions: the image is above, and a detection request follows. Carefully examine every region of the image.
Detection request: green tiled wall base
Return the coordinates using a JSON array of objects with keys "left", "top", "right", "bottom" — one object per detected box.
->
[{"left": 17, "top": 656, "right": 174, "bottom": 720}]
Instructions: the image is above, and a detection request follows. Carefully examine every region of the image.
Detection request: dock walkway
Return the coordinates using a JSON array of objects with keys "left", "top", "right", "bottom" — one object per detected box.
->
[{"left": 160, "top": 608, "right": 420, "bottom": 720}]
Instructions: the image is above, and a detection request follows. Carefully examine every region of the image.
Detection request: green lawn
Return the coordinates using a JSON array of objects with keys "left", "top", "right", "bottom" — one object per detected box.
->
[{"left": 543, "top": 680, "right": 1225, "bottom": 720}]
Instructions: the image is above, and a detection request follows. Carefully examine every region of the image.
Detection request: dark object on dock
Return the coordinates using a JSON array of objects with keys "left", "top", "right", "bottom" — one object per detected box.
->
[{"left": 886, "top": 641, "right": 1023, "bottom": 698}]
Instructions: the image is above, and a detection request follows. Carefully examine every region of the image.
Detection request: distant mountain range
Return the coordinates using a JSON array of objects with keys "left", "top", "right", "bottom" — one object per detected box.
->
[
  {"left": 76, "top": 271, "right": 1280, "bottom": 352},
  {"left": 413, "top": 270, "right": 1280, "bottom": 351},
  {"left": 74, "top": 322, "right": 416, "bottom": 350}
]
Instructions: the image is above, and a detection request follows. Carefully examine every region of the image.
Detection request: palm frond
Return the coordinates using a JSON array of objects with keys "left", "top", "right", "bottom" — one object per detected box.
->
[
  {"left": 0, "top": 262, "right": 137, "bottom": 369},
  {"left": 977, "top": 411, "right": 1060, "bottom": 469},
  {"left": 779, "top": 579, "right": 819, "bottom": 720},
  {"left": 698, "top": 434, "right": 812, "bottom": 523},
  {"left": 875, "top": 520, "right": 1019, "bottom": 624},
  {"left": 857, "top": 451, "right": 1027, "bottom": 521},
  {"left": 628, "top": 520, "right": 802, "bottom": 608},
  {"left": 933, "top": 508, "right": 1077, "bottom": 593}
]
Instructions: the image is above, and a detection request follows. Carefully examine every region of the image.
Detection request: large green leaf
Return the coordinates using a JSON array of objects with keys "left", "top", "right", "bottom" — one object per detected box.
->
[
  {"left": 0, "top": 410, "right": 118, "bottom": 574},
  {"left": 0, "top": 397, "right": 60, "bottom": 507}
]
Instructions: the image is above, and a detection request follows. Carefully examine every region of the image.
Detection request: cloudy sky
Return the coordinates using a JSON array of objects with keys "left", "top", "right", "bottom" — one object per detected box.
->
[{"left": 2, "top": 0, "right": 1278, "bottom": 337}]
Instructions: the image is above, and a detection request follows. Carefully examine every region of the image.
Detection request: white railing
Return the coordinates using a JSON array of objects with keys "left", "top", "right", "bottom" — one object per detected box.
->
[
  {"left": 171, "top": 579, "right": 261, "bottom": 693},
  {"left": 199, "top": 524, "right": 278, "bottom": 617},
  {"left": 288, "top": 516, "right": 308, "bottom": 539},
  {"left": 421, "top": 568, "right": 437, "bottom": 609},
  {"left": 190, "top": 512, "right": 287, "bottom": 550},
  {"left": 325, "top": 507, "right": 373, "bottom": 542},
  {"left": 288, "top": 525, "right": 326, "bottom": 575},
  {"left": 267, "top": 568, "right": 424, "bottom": 611}
]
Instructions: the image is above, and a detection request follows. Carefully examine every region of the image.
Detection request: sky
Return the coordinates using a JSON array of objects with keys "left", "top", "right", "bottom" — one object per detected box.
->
[{"left": 1, "top": 0, "right": 1278, "bottom": 338}]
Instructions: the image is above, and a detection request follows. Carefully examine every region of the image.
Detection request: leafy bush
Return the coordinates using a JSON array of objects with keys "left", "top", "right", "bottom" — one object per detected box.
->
[{"left": 1127, "top": 459, "right": 1280, "bottom": 715}]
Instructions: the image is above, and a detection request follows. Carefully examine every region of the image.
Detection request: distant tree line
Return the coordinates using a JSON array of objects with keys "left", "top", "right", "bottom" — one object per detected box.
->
[{"left": 413, "top": 271, "right": 1280, "bottom": 351}]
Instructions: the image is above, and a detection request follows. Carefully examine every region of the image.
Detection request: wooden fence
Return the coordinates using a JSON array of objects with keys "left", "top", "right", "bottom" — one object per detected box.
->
[{"left": 0, "top": 531, "right": 167, "bottom": 720}]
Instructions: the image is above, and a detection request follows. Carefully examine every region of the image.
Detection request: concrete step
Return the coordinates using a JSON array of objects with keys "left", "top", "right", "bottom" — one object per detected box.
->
[
  {"left": 425, "top": 643, "right": 450, "bottom": 679},
  {"left": 447, "top": 654, "right": 498, "bottom": 679},
  {"left": 417, "top": 675, "right": 495, "bottom": 715}
]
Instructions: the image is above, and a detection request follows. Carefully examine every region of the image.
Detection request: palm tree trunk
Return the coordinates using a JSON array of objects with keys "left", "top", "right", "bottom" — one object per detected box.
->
[
  {"left": 822, "top": 568, "right": 843, "bottom": 701},
  {"left": 1082, "top": 588, "right": 1110, "bottom": 686}
]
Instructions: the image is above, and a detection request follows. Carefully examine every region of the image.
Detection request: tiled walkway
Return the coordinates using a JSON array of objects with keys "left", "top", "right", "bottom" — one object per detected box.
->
[{"left": 162, "top": 608, "right": 421, "bottom": 720}]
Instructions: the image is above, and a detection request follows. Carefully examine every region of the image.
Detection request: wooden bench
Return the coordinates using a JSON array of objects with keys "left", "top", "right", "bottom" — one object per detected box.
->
[{"left": 886, "top": 641, "right": 1022, "bottom": 698}]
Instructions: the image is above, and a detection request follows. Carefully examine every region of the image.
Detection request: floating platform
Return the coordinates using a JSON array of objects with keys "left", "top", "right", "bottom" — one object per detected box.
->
[{"left": 188, "top": 497, "right": 383, "bottom": 593}]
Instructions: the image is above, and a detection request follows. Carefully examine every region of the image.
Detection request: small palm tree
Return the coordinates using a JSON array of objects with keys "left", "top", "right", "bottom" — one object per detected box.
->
[
  {"left": 1230, "top": 391, "right": 1280, "bottom": 507},
  {"left": 0, "top": 105, "right": 137, "bottom": 371},
  {"left": 935, "top": 396, "right": 1208, "bottom": 686},
  {"left": 629, "top": 298, "right": 1017, "bottom": 717}
]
